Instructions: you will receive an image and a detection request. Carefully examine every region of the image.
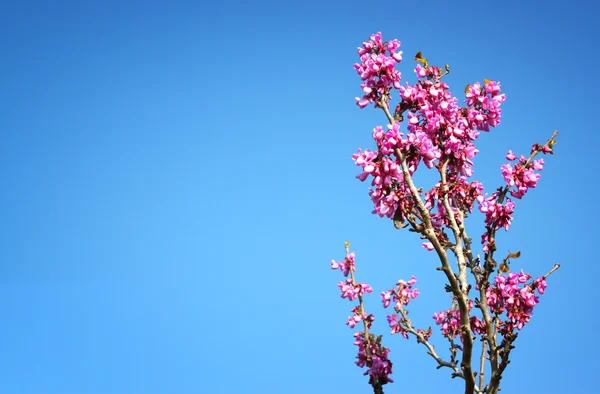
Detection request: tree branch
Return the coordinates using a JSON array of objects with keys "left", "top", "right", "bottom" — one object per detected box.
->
[
  {"left": 346, "top": 243, "right": 386, "bottom": 394},
  {"left": 479, "top": 340, "right": 487, "bottom": 390},
  {"left": 439, "top": 161, "right": 476, "bottom": 393},
  {"left": 398, "top": 309, "right": 482, "bottom": 393},
  {"left": 380, "top": 97, "right": 475, "bottom": 393}
]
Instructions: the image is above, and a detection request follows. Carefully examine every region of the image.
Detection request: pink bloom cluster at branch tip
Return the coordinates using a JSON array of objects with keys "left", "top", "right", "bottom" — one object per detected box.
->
[
  {"left": 381, "top": 276, "right": 419, "bottom": 309},
  {"left": 330, "top": 252, "right": 355, "bottom": 277},
  {"left": 354, "top": 32, "right": 403, "bottom": 108},
  {"left": 486, "top": 271, "right": 547, "bottom": 334},
  {"left": 352, "top": 33, "right": 507, "bottom": 241},
  {"left": 331, "top": 253, "right": 373, "bottom": 302},
  {"left": 382, "top": 276, "right": 420, "bottom": 338},
  {"left": 501, "top": 152, "right": 544, "bottom": 199},
  {"left": 331, "top": 249, "right": 393, "bottom": 387}
]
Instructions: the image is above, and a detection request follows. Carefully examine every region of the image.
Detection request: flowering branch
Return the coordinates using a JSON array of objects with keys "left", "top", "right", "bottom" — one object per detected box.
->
[
  {"left": 388, "top": 295, "right": 469, "bottom": 382},
  {"left": 332, "top": 32, "right": 559, "bottom": 394},
  {"left": 331, "top": 243, "right": 392, "bottom": 393},
  {"left": 484, "top": 262, "right": 559, "bottom": 394}
]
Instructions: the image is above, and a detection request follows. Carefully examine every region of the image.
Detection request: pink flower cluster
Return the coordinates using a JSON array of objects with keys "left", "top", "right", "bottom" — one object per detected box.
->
[
  {"left": 395, "top": 68, "right": 505, "bottom": 178},
  {"left": 381, "top": 276, "right": 420, "bottom": 308},
  {"left": 354, "top": 32, "right": 403, "bottom": 108},
  {"left": 477, "top": 194, "right": 516, "bottom": 232},
  {"left": 501, "top": 151, "right": 544, "bottom": 199},
  {"left": 352, "top": 143, "right": 409, "bottom": 219},
  {"left": 381, "top": 276, "right": 420, "bottom": 338},
  {"left": 425, "top": 178, "right": 485, "bottom": 229},
  {"left": 332, "top": 252, "right": 374, "bottom": 302},
  {"left": 338, "top": 278, "right": 373, "bottom": 302},
  {"left": 477, "top": 148, "right": 549, "bottom": 250},
  {"left": 354, "top": 332, "right": 394, "bottom": 386},
  {"left": 433, "top": 300, "right": 485, "bottom": 341},
  {"left": 464, "top": 81, "right": 505, "bottom": 132},
  {"left": 431, "top": 272, "right": 548, "bottom": 339},
  {"left": 352, "top": 33, "right": 506, "bottom": 237},
  {"left": 331, "top": 250, "right": 394, "bottom": 387},
  {"left": 331, "top": 251, "right": 355, "bottom": 276},
  {"left": 486, "top": 272, "right": 547, "bottom": 334},
  {"left": 347, "top": 305, "right": 375, "bottom": 329}
]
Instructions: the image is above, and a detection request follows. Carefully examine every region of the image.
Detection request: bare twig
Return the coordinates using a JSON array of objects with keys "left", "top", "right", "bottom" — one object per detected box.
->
[
  {"left": 479, "top": 340, "right": 487, "bottom": 389},
  {"left": 398, "top": 309, "right": 482, "bottom": 393},
  {"left": 543, "top": 263, "right": 560, "bottom": 279}
]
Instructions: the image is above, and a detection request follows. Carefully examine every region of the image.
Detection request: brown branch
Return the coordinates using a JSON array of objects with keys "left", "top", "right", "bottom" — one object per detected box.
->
[
  {"left": 542, "top": 263, "right": 560, "bottom": 279},
  {"left": 479, "top": 340, "right": 487, "bottom": 390},
  {"left": 439, "top": 161, "right": 476, "bottom": 394},
  {"left": 398, "top": 310, "right": 482, "bottom": 393},
  {"left": 486, "top": 331, "right": 517, "bottom": 394},
  {"left": 458, "top": 217, "right": 499, "bottom": 381}
]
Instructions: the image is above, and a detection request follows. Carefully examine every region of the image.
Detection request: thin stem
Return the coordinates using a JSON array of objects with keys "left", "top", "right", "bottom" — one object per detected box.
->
[
  {"left": 346, "top": 243, "right": 385, "bottom": 394},
  {"left": 543, "top": 263, "right": 561, "bottom": 279},
  {"left": 398, "top": 309, "right": 481, "bottom": 393},
  {"left": 479, "top": 340, "right": 487, "bottom": 389}
]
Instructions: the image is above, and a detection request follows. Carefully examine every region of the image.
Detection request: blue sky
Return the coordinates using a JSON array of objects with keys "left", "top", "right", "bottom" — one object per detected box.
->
[{"left": 0, "top": 1, "right": 597, "bottom": 393}]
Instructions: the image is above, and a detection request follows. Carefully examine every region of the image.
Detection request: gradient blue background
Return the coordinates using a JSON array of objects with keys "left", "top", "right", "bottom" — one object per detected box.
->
[{"left": 0, "top": 1, "right": 596, "bottom": 393}]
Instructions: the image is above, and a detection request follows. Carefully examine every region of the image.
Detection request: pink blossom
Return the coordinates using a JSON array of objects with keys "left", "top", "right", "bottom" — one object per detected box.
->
[
  {"left": 499, "top": 153, "right": 544, "bottom": 199},
  {"left": 354, "top": 331, "right": 394, "bottom": 385},
  {"left": 347, "top": 313, "right": 363, "bottom": 329},
  {"left": 536, "top": 277, "right": 547, "bottom": 294},
  {"left": 485, "top": 271, "right": 547, "bottom": 334},
  {"left": 433, "top": 300, "right": 486, "bottom": 340},
  {"left": 353, "top": 33, "right": 403, "bottom": 109},
  {"left": 331, "top": 252, "right": 355, "bottom": 277},
  {"left": 477, "top": 194, "right": 515, "bottom": 231},
  {"left": 381, "top": 291, "right": 392, "bottom": 308},
  {"left": 422, "top": 242, "right": 434, "bottom": 251},
  {"left": 382, "top": 276, "right": 420, "bottom": 319}
]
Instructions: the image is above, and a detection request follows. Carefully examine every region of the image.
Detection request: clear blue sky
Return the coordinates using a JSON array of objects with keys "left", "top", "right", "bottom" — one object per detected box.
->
[{"left": 0, "top": 1, "right": 596, "bottom": 393}]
